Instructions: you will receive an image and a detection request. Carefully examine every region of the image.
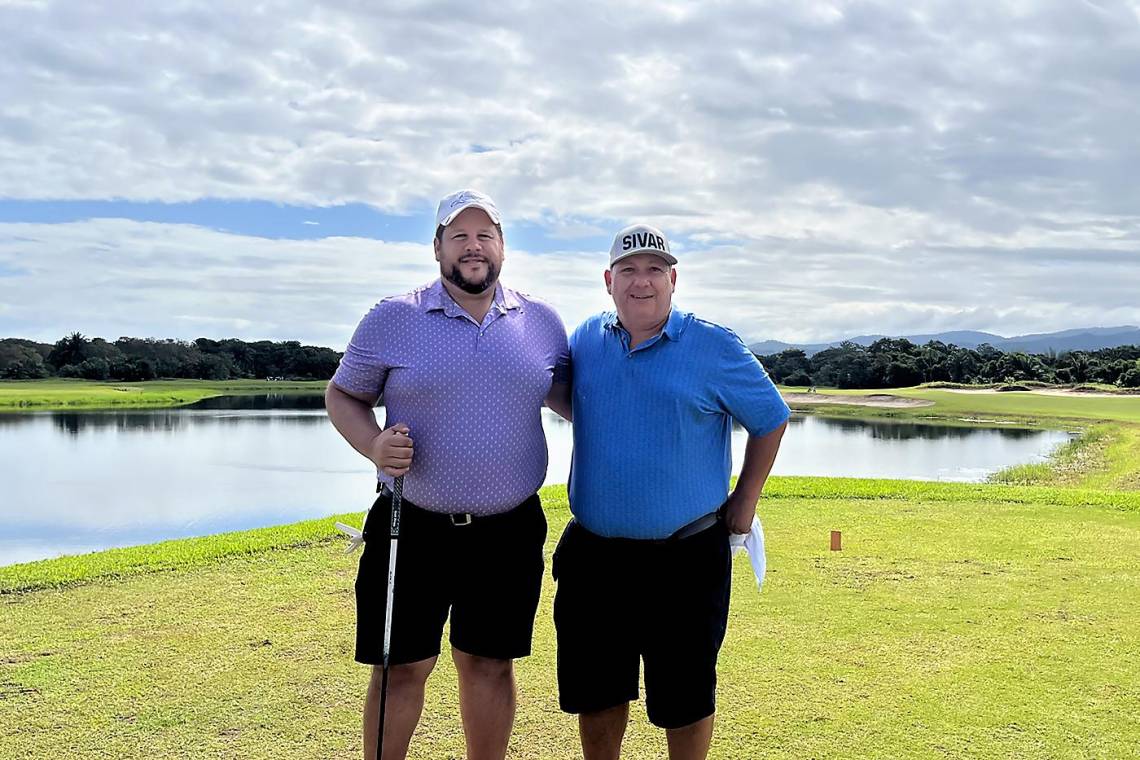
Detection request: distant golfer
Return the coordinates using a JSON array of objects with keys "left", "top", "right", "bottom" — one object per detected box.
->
[
  {"left": 326, "top": 189, "right": 570, "bottom": 760},
  {"left": 553, "top": 224, "right": 789, "bottom": 760}
]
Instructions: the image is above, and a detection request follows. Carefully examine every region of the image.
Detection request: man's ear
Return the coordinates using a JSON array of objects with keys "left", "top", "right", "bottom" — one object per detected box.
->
[
  {"left": 670, "top": 267, "right": 677, "bottom": 291},
  {"left": 604, "top": 268, "right": 613, "bottom": 295},
  {"left": 433, "top": 237, "right": 441, "bottom": 262}
]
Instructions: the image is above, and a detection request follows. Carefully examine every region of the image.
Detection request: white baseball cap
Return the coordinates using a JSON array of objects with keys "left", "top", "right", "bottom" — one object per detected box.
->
[
  {"left": 435, "top": 189, "right": 502, "bottom": 228},
  {"left": 609, "top": 223, "right": 677, "bottom": 267}
]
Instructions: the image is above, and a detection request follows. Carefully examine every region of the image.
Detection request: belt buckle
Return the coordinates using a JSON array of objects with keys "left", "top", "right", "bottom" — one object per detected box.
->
[{"left": 450, "top": 513, "right": 473, "bottom": 526}]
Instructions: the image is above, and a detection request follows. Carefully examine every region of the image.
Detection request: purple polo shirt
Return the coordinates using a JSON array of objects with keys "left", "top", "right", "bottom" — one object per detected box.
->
[{"left": 331, "top": 279, "right": 569, "bottom": 515}]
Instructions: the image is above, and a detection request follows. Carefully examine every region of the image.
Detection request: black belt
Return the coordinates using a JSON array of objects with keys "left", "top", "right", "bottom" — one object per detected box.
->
[
  {"left": 378, "top": 483, "right": 507, "bottom": 526},
  {"left": 670, "top": 510, "right": 721, "bottom": 540},
  {"left": 573, "top": 510, "right": 722, "bottom": 545}
]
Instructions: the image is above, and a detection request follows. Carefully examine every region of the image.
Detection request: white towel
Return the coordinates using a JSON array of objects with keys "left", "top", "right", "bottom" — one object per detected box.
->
[
  {"left": 335, "top": 512, "right": 367, "bottom": 554},
  {"left": 729, "top": 516, "right": 766, "bottom": 591}
]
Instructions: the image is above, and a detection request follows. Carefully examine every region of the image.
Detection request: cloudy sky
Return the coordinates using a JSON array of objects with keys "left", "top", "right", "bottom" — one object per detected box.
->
[{"left": 2, "top": 0, "right": 1139, "bottom": 348}]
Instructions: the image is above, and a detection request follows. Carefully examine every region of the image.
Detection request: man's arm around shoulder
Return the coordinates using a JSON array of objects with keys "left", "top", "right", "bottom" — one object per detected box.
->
[{"left": 545, "top": 382, "right": 572, "bottom": 421}]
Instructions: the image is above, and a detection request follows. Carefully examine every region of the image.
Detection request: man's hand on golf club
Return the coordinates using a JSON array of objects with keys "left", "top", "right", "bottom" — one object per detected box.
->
[{"left": 370, "top": 423, "right": 413, "bottom": 476}]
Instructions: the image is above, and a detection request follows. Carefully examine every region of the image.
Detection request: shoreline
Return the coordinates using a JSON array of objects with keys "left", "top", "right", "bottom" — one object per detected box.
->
[{"left": 5, "top": 477, "right": 1139, "bottom": 589}]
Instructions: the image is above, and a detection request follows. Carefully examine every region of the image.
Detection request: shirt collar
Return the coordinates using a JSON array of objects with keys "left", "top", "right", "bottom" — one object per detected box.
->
[
  {"left": 497, "top": 283, "right": 522, "bottom": 312},
  {"left": 661, "top": 307, "right": 685, "bottom": 341},
  {"left": 423, "top": 279, "right": 522, "bottom": 318},
  {"left": 604, "top": 307, "right": 685, "bottom": 344}
]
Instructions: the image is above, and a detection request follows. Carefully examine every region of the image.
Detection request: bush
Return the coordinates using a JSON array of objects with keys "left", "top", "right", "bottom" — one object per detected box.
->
[
  {"left": 1, "top": 358, "right": 50, "bottom": 379},
  {"left": 1119, "top": 368, "right": 1140, "bottom": 389},
  {"left": 75, "top": 358, "right": 112, "bottom": 380},
  {"left": 784, "top": 371, "right": 813, "bottom": 387}
]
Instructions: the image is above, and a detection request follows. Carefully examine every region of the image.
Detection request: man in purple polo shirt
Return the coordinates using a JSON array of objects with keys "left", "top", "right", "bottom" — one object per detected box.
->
[{"left": 325, "top": 189, "right": 570, "bottom": 760}]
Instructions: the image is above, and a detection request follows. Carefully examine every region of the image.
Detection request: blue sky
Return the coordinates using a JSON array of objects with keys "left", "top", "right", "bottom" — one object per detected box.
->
[
  {"left": 2, "top": 1, "right": 1139, "bottom": 348},
  {"left": 0, "top": 199, "right": 616, "bottom": 252}
]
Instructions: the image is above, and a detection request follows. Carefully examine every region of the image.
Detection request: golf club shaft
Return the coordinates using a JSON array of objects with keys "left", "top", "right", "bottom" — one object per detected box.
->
[
  {"left": 377, "top": 664, "right": 390, "bottom": 759},
  {"left": 376, "top": 475, "right": 403, "bottom": 760}
]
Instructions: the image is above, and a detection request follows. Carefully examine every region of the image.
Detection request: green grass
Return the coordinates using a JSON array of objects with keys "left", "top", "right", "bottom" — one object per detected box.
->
[
  {"left": 0, "top": 379, "right": 327, "bottom": 411},
  {"left": 3, "top": 481, "right": 1139, "bottom": 758},
  {"left": 989, "top": 423, "right": 1140, "bottom": 491},
  {"left": 892, "top": 388, "right": 1140, "bottom": 424},
  {"left": 5, "top": 479, "right": 1137, "bottom": 597},
  {"left": 0, "top": 516, "right": 348, "bottom": 595},
  {"left": 990, "top": 426, "right": 1113, "bottom": 488},
  {"left": 785, "top": 386, "right": 1140, "bottom": 425}
]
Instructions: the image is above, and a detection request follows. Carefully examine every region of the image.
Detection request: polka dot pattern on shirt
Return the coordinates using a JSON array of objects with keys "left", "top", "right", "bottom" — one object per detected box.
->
[{"left": 332, "top": 279, "right": 570, "bottom": 514}]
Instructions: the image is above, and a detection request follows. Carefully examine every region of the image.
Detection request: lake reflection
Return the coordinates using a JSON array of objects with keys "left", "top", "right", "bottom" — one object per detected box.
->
[{"left": 0, "top": 396, "right": 1072, "bottom": 566}]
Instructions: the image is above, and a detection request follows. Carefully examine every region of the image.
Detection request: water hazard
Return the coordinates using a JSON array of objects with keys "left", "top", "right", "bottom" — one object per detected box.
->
[{"left": 0, "top": 396, "right": 1073, "bottom": 565}]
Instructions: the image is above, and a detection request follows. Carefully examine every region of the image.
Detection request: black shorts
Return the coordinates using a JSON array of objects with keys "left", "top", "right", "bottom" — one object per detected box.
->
[
  {"left": 552, "top": 518, "right": 731, "bottom": 729},
  {"left": 355, "top": 489, "right": 547, "bottom": 666}
]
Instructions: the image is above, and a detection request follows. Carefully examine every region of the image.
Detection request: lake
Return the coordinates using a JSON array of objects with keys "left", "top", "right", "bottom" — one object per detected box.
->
[{"left": 0, "top": 396, "right": 1073, "bottom": 566}]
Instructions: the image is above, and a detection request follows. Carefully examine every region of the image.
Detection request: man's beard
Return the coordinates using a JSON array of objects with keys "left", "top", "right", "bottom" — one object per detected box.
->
[{"left": 443, "top": 260, "right": 499, "bottom": 294}]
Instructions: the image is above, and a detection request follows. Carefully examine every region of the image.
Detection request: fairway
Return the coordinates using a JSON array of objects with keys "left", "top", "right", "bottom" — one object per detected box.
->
[
  {"left": 2, "top": 483, "right": 1137, "bottom": 759},
  {"left": 0, "top": 379, "right": 327, "bottom": 411}
]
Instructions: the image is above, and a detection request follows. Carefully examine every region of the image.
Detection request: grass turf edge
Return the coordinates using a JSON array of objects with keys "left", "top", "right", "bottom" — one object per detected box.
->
[{"left": 5, "top": 479, "right": 1138, "bottom": 595}]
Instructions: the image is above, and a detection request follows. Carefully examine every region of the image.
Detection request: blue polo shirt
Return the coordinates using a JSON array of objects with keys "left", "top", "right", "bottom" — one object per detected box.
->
[{"left": 568, "top": 308, "right": 790, "bottom": 539}]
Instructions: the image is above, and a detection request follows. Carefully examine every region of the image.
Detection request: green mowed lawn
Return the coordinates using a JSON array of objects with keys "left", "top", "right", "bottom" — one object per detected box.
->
[
  {"left": 3, "top": 483, "right": 1138, "bottom": 759},
  {"left": 894, "top": 388, "right": 1140, "bottom": 425},
  {"left": 795, "top": 387, "right": 1140, "bottom": 425},
  {"left": 0, "top": 379, "right": 327, "bottom": 410}
]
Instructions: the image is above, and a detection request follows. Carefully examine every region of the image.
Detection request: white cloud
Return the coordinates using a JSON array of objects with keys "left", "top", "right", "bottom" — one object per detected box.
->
[
  {"left": 0, "top": 219, "right": 606, "bottom": 347},
  {"left": 2, "top": 218, "right": 1137, "bottom": 348},
  {"left": 1, "top": 1, "right": 1139, "bottom": 341}
]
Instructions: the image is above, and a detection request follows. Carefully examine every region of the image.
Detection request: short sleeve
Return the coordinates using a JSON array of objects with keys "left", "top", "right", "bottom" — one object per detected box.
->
[
  {"left": 713, "top": 329, "right": 791, "bottom": 436},
  {"left": 330, "top": 303, "right": 391, "bottom": 396},
  {"left": 550, "top": 311, "right": 571, "bottom": 385}
]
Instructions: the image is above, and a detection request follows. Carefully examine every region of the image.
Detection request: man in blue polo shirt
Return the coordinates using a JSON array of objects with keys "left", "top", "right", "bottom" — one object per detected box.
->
[{"left": 554, "top": 223, "right": 789, "bottom": 760}]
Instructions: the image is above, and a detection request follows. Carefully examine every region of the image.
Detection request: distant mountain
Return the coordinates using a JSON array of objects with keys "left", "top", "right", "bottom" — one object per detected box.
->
[
  {"left": 998, "top": 328, "right": 1140, "bottom": 355},
  {"left": 749, "top": 326, "right": 1140, "bottom": 357}
]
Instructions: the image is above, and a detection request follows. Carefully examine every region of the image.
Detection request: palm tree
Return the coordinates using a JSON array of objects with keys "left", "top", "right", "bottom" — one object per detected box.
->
[{"left": 48, "top": 332, "right": 89, "bottom": 369}]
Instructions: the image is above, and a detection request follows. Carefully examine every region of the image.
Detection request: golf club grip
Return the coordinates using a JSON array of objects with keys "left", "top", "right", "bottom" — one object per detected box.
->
[
  {"left": 390, "top": 475, "right": 402, "bottom": 538},
  {"left": 381, "top": 475, "right": 403, "bottom": 662}
]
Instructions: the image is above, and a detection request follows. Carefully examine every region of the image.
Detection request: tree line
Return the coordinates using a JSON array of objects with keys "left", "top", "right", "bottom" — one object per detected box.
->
[
  {"left": 0, "top": 333, "right": 341, "bottom": 381},
  {"left": 4, "top": 332, "right": 1140, "bottom": 388},
  {"left": 758, "top": 338, "right": 1140, "bottom": 389}
]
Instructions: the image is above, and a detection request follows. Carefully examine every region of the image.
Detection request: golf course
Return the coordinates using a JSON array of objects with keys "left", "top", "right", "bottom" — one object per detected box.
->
[
  {"left": 0, "top": 378, "right": 329, "bottom": 411},
  {"left": 2, "top": 381, "right": 1138, "bottom": 758}
]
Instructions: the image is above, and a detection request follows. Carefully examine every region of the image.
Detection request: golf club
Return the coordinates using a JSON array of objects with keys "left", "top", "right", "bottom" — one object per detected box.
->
[{"left": 376, "top": 474, "right": 403, "bottom": 760}]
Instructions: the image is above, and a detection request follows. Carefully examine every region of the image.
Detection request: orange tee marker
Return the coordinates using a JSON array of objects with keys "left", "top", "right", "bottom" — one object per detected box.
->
[{"left": 830, "top": 530, "right": 842, "bottom": 551}]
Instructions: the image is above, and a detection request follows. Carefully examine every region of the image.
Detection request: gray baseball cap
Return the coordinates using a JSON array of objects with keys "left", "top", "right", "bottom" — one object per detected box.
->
[{"left": 609, "top": 223, "right": 677, "bottom": 267}]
